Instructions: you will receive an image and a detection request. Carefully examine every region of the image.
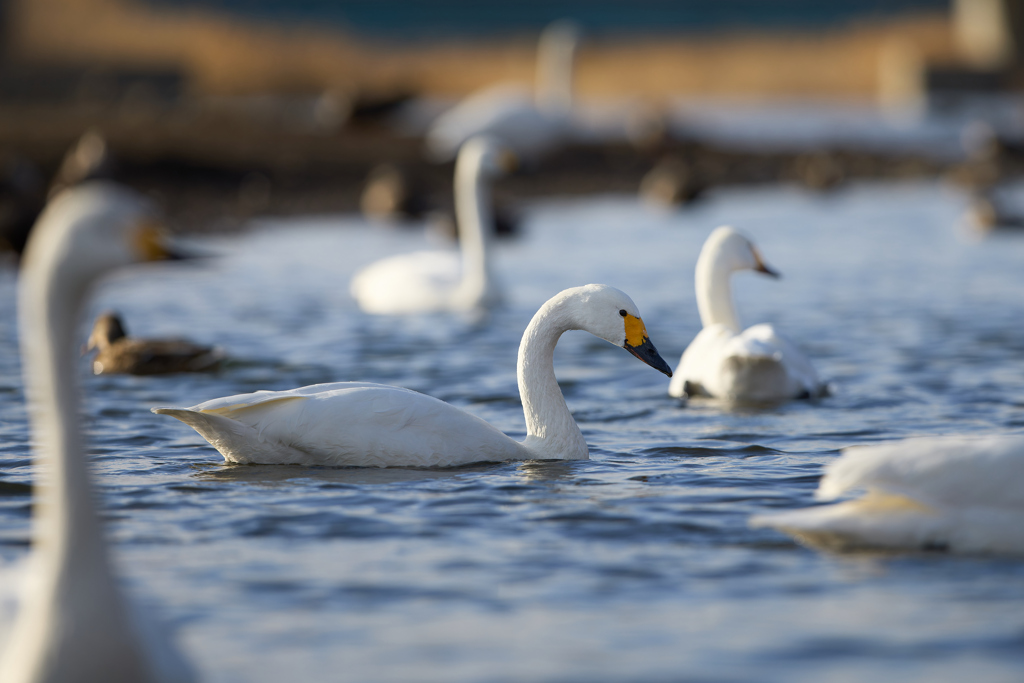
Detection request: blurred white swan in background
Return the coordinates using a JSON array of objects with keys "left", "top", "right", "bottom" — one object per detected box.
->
[
  {"left": 426, "top": 20, "right": 579, "bottom": 161},
  {"left": 155, "top": 284, "right": 673, "bottom": 467},
  {"left": 668, "top": 226, "right": 822, "bottom": 403},
  {"left": 751, "top": 435, "right": 1024, "bottom": 555},
  {"left": 1, "top": 183, "right": 195, "bottom": 683},
  {"left": 350, "top": 136, "right": 514, "bottom": 315}
]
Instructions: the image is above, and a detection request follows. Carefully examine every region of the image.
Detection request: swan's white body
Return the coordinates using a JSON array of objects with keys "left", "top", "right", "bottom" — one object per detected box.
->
[
  {"left": 1, "top": 183, "right": 194, "bottom": 683},
  {"left": 426, "top": 22, "right": 578, "bottom": 161},
  {"left": 751, "top": 435, "right": 1024, "bottom": 555},
  {"left": 668, "top": 226, "right": 821, "bottom": 402},
  {"left": 155, "top": 284, "right": 674, "bottom": 467},
  {"left": 350, "top": 137, "right": 508, "bottom": 314}
]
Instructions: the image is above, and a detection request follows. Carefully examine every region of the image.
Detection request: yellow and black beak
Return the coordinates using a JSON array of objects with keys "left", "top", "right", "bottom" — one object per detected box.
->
[
  {"left": 623, "top": 314, "right": 673, "bottom": 377},
  {"left": 133, "top": 218, "right": 194, "bottom": 262},
  {"left": 752, "top": 248, "right": 780, "bottom": 278}
]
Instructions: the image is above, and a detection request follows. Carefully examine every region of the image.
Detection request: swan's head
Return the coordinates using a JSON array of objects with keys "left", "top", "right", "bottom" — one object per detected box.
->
[
  {"left": 24, "top": 181, "right": 184, "bottom": 287},
  {"left": 457, "top": 136, "right": 517, "bottom": 179},
  {"left": 702, "top": 225, "right": 779, "bottom": 278},
  {"left": 559, "top": 284, "right": 673, "bottom": 377},
  {"left": 86, "top": 311, "right": 128, "bottom": 352}
]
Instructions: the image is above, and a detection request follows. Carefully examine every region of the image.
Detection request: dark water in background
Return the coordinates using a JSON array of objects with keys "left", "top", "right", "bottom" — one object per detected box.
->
[
  {"left": 143, "top": 0, "right": 950, "bottom": 37},
  {"left": 2, "top": 181, "right": 1024, "bottom": 682}
]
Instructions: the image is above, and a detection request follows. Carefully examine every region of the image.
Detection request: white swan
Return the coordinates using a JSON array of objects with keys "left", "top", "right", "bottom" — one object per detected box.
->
[
  {"left": 154, "top": 284, "right": 673, "bottom": 467},
  {"left": 668, "top": 226, "right": 822, "bottom": 403},
  {"left": 350, "top": 136, "right": 513, "bottom": 315},
  {"left": 750, "top": 435, "right": 1024, "bottom": 555},
  {"left": 425, "top": 20, "right": 579, "bottom": 161},
  {"left": 1, "top": 182, "right": 195, "bottom": 682}
]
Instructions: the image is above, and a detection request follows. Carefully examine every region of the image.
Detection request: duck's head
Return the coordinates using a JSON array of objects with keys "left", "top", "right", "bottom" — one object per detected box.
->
[
  {"left": 86, "top": 311, "right": 128, "bottom": 352},
  {"left": 562, "top": 284, "right": 673, "bottom": 377},
  {"left": 458, "top": 136, "right": 517, "bottom": 179},
  {"left": 703, "top": 225, "right": 779, "bottom": 278},
  {"left": 24, "top": 181, "right": 185, "bottom": 288}
]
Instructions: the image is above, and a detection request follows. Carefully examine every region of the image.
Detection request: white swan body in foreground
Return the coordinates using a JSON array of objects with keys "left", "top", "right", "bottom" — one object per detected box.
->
[
  {"left": 668, "top": 226, "right": 822, "bottom": 402},
  {"left": 1, "top": 182, "right": 194, "bottom": 682},
  {"left": 351, "top": 136, "right": 513, "bottom": 314},
  {"left": 426, "top": 21, "right": 578, "bottom": 161},
  {"left": 751, "top": 435, "right": 1024, "bottom": 555},
  {"left": 154, "top": 284, "right": 673, "bottom": 467}
]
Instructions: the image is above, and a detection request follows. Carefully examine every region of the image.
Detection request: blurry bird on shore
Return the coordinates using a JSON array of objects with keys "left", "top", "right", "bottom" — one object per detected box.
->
[
  {"left": 86, "top": 311, "right": 224, "bottom": 375},
  {"left": 426, "top": 20, "right": 580, "bottom": 162},
  {"left": 0, "top": 130, "right": 117, "bottom": 260},
  {"left": 963, "top": 191, "right": 1024, "bottom": 234},
  {"left": 639, "top": 155, "right": 708, "bottom": 209}
]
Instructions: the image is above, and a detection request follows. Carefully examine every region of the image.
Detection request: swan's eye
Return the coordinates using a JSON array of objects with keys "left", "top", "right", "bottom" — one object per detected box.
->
[{"left": 619, "top": 309, "right": 627, "bottom": 317}]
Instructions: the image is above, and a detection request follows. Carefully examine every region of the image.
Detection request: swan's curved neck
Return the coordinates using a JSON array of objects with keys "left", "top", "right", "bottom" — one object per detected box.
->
[
  {"left": 535, "top": 26, "right": 577, "bottom": 114},
  {"left": 453, "top": 152, "right": 493, "bottom": 307},
  {"left": 516, "top": 298, "right": 588, "bottom": 460},
  {"left": 4, "top": 239, "right": 148, "bottom": 680},
  {"left": 695, "top": 245, "right": 741, "bottom": 331}
]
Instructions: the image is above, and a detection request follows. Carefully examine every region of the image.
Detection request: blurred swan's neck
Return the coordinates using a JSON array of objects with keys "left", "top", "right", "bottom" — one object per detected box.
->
[
  {"left": 535, "top": 22, "right": 577, "bottom": 114},
  {"left": 695, "top": 241, "right": 740, "bottom": 332},
  {"left": 2, "top": 235, "right": 149, "bottom": 682},
  {"left": 517, "top": 296, "right": 588, "bottom": 460},
  {"left": 453, "top": 148, "right": 493, "bottom": 308}
]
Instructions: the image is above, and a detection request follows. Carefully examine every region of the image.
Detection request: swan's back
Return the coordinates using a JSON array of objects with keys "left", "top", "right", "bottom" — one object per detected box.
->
[
  {"left": 349, "top": 251, "right": 461, "bottom": 314},
  {"left": 155, "top": 382, "right": 528, "bottom": 467},
  {"left": 672, "top": 323, "right": 820, "bottom": 401}
]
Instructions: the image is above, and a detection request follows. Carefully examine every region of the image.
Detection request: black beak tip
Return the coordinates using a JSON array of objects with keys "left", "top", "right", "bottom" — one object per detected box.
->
[{"left": 627, "top": 339, "right": 674, "bottom": 378}]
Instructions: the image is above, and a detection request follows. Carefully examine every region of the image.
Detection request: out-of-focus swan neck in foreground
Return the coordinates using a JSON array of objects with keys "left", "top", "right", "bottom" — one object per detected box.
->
[
  {"left": 751, "top": 435, "right": 1024, "bottom": 555},
  {"left": 155, "top": 284, "right": 673, "bottom": 467},
  {"left": 670, "top": 225, "right": 821, "bottom": 403},
  {"left": 350, "top": 137, "right": 511, "bottom": 314},
  {"left": 1, "top": 182, "right": 194, "bottom": 683}
]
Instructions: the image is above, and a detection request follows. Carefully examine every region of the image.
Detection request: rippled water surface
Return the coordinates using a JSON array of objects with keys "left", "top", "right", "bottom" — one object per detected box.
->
[{"left": 2, "top": 182, "right": 1024, "bottom": 682}]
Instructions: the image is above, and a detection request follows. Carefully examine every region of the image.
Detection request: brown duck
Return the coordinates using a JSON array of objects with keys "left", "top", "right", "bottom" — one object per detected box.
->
[{"left": 86, "top": 312, "right": 224, "bottom": 375}]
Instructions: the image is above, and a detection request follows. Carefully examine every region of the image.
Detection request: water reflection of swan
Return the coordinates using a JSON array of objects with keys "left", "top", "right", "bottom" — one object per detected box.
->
[
  {"left": 668, "top": 226, "right": 822, "bottom": 403},
  {"left": 86, "top": 311, "right": 224, "bottom": 375},
  {"left": 751, "top": 436, "right": 1024, "bottom": 555},
  {"left": 350, "top": 137, "right": 514, "bottom": 315},
  {"left": 1, "top": 183, "right": 195, "bottom": 682},
  {"left": 426, "top": 21, "right": 579, "bottom": 161},
  {"left": 155, "top": 285, "right": 673, "bottom": 467}
]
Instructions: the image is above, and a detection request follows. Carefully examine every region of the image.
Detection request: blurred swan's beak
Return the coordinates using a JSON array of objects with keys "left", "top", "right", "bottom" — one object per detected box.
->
[
  {"left": 134, "top": 219, "right": 208, "bottom": 261},
  {"left": 623, "top": 314, "right": 673, "bottom": 377},
  {"left": 752, "top": 248, "right": 780, "bottom": 278}
]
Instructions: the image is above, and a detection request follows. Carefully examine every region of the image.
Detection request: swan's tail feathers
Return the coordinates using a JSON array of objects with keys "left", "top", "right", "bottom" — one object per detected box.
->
[
  {"left": 151, "top": 407, "right": 252, "bottom": 463},
  {"left": 751, "top": 493, "right": 941, "bottom": 552}
]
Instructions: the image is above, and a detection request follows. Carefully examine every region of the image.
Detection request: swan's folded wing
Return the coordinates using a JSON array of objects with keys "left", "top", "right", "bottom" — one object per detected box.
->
[
  {"left": 818, "top": 436, "right": 1024, "bottom": 509},
  {"left": 733, "top": 323, "right": 820, "bottom": 391}
]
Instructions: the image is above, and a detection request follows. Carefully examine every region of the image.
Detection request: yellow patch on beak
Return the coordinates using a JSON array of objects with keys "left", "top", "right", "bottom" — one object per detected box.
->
[
  {"left": 624, "top": 314, "right": 648, "bottom": 347},
  {"left": 132, "top": 219, "right": 172, "bottom": 262}
]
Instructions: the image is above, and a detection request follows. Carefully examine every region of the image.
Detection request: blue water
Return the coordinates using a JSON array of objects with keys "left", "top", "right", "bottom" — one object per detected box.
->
[
  {"left": 2, "top": 181, "right": 1024, "bottom": 681},
  {"left": 142, "top": 0, "right": 950, "bottom": 37}
]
